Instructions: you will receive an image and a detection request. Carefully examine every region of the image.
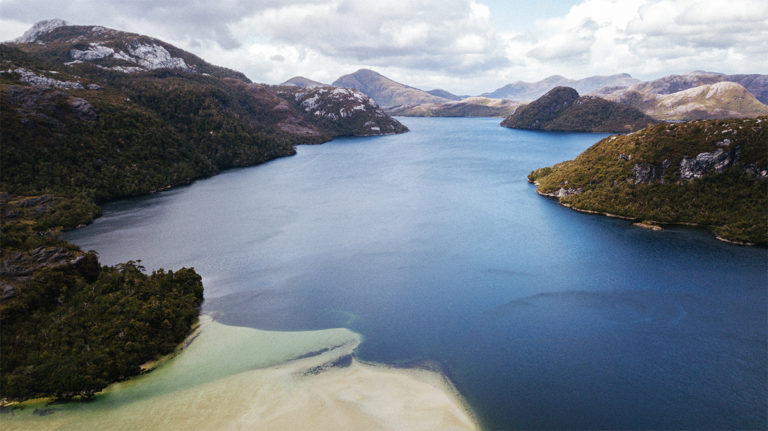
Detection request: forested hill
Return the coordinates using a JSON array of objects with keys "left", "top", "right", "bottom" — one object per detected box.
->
[
  {"left": 500, "top": 86, "right": 658, "bottom": 133},
  {"left": 1, "top": 20, "right": 406, "bottom": 206},
  {"left": 528, "top": 117, "right": 768, "bottom": 245}
]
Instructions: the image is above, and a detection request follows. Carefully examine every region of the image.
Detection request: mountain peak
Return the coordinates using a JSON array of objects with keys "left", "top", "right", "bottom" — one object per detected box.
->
[
  {"left": 15, "top": 19, "right": 68, "bottom": 43},
  {"left": 332, "top": 69, "right": 448, "bottom": 107},
  {"left": 281, "top": 76, "right": 326, "bottom": 88}
]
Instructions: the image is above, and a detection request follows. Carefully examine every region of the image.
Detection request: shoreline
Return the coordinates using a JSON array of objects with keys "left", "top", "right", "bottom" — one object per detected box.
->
[
  {"left": 532, "top": 183, "right": 760, "bottom": 247},
  {"left": 2, "top": 315, "right": 479, "bottom": 431}
]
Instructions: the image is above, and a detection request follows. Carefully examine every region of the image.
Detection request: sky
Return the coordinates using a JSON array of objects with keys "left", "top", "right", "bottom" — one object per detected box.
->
[{"left": 0, "top": 0, "right": 766, "bottom": 94}]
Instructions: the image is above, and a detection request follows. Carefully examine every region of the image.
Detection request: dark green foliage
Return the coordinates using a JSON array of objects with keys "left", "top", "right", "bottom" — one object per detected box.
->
[
  {"left": 0, "top": 260, "right": 203, "bottom": 400},
  {"left": 529, "top": 117, "right": 768, "bottom": 244},
  {"left": 1, "top": 45, "right": 297, "bottom": 203},
  {"left": 501, "top": 86, "right": 657, "bottom": 132},
  {"left": 0, "top": 193, "right": 204, "bottom": 400}
]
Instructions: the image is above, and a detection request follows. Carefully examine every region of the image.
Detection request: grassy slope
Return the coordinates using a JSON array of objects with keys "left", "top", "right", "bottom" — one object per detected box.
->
[{"left": 528, "top": 117, "right": 768, "bottom": 244}]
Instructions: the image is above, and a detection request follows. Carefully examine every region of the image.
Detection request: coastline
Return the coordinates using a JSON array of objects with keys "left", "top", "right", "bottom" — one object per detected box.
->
[
  {"left": 532, "top": 182, "right": 759, "bottom": 246},
  {"left": 2, "top": 315, "right": 479, "bottom": 431}
]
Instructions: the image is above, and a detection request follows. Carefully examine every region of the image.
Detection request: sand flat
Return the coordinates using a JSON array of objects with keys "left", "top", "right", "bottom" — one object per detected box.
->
[{"left": 2, "top": 316, "right": 478, "bottom": 431}]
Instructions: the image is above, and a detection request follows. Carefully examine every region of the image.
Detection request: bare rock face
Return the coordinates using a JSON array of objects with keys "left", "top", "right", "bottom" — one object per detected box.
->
[
  {"left": 277, "top": 86, "right": 408, "bottom": 136},
  {"left": 14, "top": 19, "right": 68, "bottom": 43},
  {"left": 679, "top": 147, "right": 739, "bottom": 180},
  {"left": 4, "top": 68, "right": 83, "bottom": 89},
  {"left": 68, "top": 97, "right": 98, "bottom": 121},
  {"left": 631, "top": 160, "right": 671, "bottom": 184}
]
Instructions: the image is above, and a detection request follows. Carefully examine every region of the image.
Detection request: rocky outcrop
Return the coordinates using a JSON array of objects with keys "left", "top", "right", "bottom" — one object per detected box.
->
[
  {"left": 68, "top": 40, "right": 190, "bottom": 73},
  {"left": 679, "top": 147, "right": 738, "bottom": 180},
  {"left": 13, "top": 18, "right": 68, "bottom": 43},
  {"left": 276, "top": 86, "right": 408, "bottom": 136},
  {"left": 631, "top": 160, "right": 671, "bottom": 184},
  {"left": 3, "top": 68, "right": 84, "bottom": 89}
]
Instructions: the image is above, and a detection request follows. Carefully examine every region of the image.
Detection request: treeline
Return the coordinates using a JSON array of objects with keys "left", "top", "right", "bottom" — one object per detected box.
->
[{"left": 1, "top": 259, "right": 203, "bottom": 400}]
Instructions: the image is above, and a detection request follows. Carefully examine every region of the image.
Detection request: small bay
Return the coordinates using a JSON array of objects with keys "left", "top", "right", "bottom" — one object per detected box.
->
[{"left": 66, "top": 117, "right": 767, "bottom": 429}]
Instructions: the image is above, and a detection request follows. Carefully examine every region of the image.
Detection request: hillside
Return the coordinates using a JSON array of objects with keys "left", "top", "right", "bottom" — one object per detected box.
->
[
  {"left": 500, "top": 87, "right": 657, "bottom": 132},
  {"left": 528, "top": 117, "right": 768, "bottom": 244},
  {"left": 0, "top": 20, "right": 406, "bottom": 401},
  {"left": 387, "top": 97, "right": 520, "bottom": 117},
  {"left": 1, "top": 21, "right": 406, "bottom": 204},
  {"left": 426, "top": 89, "right": 466, "bottom": 101},
  {"left": 595, "top": 81, "right": 768, "bottom": 121},
  {"left": 332, "top": 68, "right": 449, "bottom": 107},
  {"left": 483, "top": 73, "right": 639, "bottom": 101}
]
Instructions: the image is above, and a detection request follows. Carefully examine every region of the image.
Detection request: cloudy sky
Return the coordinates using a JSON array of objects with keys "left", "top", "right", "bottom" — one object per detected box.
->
[{"left": 1, "top": 0, "right": 765, "bottom": 94}]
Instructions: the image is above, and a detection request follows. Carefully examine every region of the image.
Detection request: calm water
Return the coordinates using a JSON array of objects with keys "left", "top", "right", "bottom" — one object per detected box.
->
[{"left": 67, "top": 117, "right": 767, "bottom": 430}]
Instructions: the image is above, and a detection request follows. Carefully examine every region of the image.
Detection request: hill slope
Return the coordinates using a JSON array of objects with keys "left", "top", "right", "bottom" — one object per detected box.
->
[
  {"left": 332, "top": 69, "right": 449, "bottom": 107},
  {"left": 387, "top": 97, "right": 520, "bottom": 117},
  {"left": 500, "top": 86, "right": 657, "bottom": 132},
  {"left": 596, "top": 81, "right": 768, "bottom": 121},
  {"left": 528, "top": 117, "right": 768, "bottom": 244},
  {"left": 1, "top": 22, "right": 406, "bottom": 204},
  {"left": 599, "top": 71, "right": 768, "bottom": 104}
]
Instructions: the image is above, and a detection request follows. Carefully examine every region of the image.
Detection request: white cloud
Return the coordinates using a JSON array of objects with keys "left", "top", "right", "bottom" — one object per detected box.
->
[{"left": 0, "top": 0, "right": 764, "bottom": 94}]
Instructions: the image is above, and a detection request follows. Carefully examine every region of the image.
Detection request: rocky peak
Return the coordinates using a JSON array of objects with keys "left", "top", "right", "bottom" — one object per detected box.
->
[
  {"left": 276, "top": 85, "right": 408, "bottom": 136},
  {"left": 14, "top": 19, "right": 68, "bottom": 43}
]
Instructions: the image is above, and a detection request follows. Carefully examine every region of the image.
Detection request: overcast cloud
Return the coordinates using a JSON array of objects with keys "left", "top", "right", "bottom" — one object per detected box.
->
[{"left": 0, "top": 0, "right": 765, "bottom": 94}]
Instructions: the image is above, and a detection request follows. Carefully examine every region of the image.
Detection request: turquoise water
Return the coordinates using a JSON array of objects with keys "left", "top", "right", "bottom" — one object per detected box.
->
[{"left": 67, "top": 117, "right": 767, "bottom": 429}]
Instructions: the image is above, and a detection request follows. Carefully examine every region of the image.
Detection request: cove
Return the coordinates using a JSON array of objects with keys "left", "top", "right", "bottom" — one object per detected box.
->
[{"left": 64, "top": 117, "right": 767, "bottom": 429}]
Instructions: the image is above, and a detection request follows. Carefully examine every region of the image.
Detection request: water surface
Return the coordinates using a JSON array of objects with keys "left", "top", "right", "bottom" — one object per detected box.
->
[{"left": 67, "top": 117, "right": 767, "bottom": 429}]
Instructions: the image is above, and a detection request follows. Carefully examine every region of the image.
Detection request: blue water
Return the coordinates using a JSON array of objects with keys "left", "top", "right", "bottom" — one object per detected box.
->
[{"left": 66, "top": 117, "right": 767, "bottom": 430}]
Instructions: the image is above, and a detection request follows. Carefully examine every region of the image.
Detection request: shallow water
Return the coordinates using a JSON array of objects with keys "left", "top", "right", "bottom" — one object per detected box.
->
[{"left": 66, "top": 117, "right": 767, "bottom": 429}]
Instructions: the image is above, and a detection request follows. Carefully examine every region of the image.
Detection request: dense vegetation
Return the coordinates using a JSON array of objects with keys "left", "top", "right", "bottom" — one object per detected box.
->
[
  {"left": 1, "top": 44, "right": 299, "bottom": 204},
  {"left": 1, "top": 21, "right": 408, "bottom": 402},
  {"left": 0, "top": 195, "right": 204, "bottom": 400},
  {"left": 501, "top": 86, "right": 658, "bottom": 132},
  {"left": 528, "top": 117, "right": 768, "bottom": 244}
]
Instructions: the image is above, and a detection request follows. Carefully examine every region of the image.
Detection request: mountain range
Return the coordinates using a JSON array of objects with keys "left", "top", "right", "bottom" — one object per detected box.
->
[
  {"left": 289, "top": 68, "right": 766, "bottom": 121},
  {"left": 482, "top": 73, "right": 641, "bottom": 101}
]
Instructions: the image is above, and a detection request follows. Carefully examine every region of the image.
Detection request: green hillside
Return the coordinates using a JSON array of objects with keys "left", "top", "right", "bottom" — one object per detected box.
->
[{"left": 528, "top": 117, "right": 768, "bottom": 244}]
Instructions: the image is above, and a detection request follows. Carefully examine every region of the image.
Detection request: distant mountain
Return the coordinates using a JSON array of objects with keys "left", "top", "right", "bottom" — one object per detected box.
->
[
  {"left": 500, "top": 87, "right": 657, "bottom": 133},
  {"left": 528, "top": 116, "right": 768, "bottom": 245},
  {"left": 594, "top": 71, "right": 768, "bottom": 105},
  {"left": 275, "top": 85, "right": 407, "bottom": 135},
  {"left": 332, "top": 69, "right": 449, "bottom": 107},
  {"left": 596, "top": 81, "right": 768, "bottom": 121},
  {"left": 425, "top": 89, "right": 466, "bottom": 101},
  {"left": 388, "top": 97, "right": 520, "bottom": 117},
  {"left": 483, "top": 74, "right": 640, "bottom": 101},
  {"left": 280, "top": 76, "right": 327, "bottom": 88}
]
